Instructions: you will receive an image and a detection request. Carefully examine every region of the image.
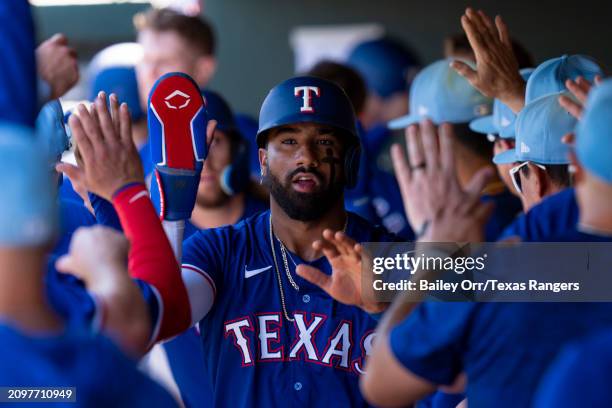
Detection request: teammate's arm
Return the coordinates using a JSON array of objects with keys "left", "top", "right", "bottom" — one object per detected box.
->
[
  {"left": 63, "top": 92, "right": 193, "bottom": 342},
  {"left": 56, "top": 225, "right": 151, "bottom": 357}
]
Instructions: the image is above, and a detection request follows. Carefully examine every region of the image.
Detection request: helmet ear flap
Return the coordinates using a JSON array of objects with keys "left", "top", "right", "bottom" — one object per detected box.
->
[{"left": 344, "top": 142, "right": 361, "bottom": 189}]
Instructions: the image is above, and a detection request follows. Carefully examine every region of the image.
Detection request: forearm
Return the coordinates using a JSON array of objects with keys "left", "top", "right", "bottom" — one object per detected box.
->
[
  {"left": 88, "top": 268, "right": 151, "bottom": 358},
  {"left": 112, "top": 183, "right": 191, "bottom": 341}
]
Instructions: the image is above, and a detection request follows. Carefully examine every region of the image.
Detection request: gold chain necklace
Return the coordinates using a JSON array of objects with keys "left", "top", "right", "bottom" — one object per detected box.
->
[{"left": 269, "top": 213, "right": 348, "bottom": 322}]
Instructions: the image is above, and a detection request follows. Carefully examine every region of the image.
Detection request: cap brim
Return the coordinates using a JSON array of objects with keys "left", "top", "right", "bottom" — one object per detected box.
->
[
  {"left": 469, "top": 116, "right": 496, "bottom": 135},
  {"left": 387, "top": 114, "right": 420, "bottom": 129},
  {"left": 492, "top": 148, "right": 518, "bottom": 164}
]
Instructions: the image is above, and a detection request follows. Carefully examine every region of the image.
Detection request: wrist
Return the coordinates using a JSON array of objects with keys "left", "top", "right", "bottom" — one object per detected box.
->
[{"left": 499, "top": 81, "right": 526, "bottom": 114}]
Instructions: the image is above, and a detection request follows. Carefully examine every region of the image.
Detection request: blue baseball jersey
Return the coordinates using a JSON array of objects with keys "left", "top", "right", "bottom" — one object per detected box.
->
[
  {"left": 0, "top": 0, "right": 36, "bottom": 128},
  {"left": 177, "top": 210, "right": 395, "bottom": 407},
  {"left": 499, "top": 188, "right": 578, "bottom": 242},
  {"left": 390, "top": 301, "right": 612, "bottom": 408},
  {"left": 0, "top": 324, "right": 177, "bottom": 407},
  {"left": 45, "top": 199, "right": 98, "bottom": 330},
  {"left": 164, "top": 194, "right": 268, "bottom": 407},
  {"left": 533, "top": 329, "right": 612, "bottom": 408},
  {"left": 481, "top": 187, "right": 522, "bottom": 241}
]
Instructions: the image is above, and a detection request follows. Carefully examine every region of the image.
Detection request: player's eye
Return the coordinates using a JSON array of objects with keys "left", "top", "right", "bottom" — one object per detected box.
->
[
  {"left": 316, "top": 139, "right": 334, "bottom": 146},
  {"left": 281, "top": 139, "right": 297, "bottom": 145}
]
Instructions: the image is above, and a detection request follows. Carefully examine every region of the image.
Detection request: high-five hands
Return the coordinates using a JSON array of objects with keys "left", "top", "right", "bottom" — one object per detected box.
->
[
  {"left": 56, "top": 92, "right": 144, "bottom": 201},
  {"left": 296, "top": 230, "right": 386, "bottom": 314},
  {"left": 391, "top": 120, "right": 495, "bottom": 243},
  {"left": 451, "top": 8, "right": 525, "bottom": 113}
]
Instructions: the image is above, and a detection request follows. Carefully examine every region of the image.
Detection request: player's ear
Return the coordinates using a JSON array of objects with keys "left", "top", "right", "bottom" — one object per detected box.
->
[
  {"left": 259, "top": 148, "right": 268, "bottom": 177},
  {"left": 568, "top": 149, "right": 584, "bottom": 186}
]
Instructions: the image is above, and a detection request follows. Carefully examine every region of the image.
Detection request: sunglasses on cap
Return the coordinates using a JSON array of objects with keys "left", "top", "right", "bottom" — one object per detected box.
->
[{"left": 509, "top": 161, "right": 546, "bottom": 195}]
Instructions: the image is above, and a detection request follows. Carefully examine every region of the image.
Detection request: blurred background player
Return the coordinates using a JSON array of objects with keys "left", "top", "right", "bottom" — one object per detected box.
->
[
  {"left": 388, "top": 58, "right": 521, "bottom": 241},
  {"left": 346, "top": 37, "right": 420, "bottom": 130},
  {"left": 306, "top": 60, "right": 377, "bottom": 222}
]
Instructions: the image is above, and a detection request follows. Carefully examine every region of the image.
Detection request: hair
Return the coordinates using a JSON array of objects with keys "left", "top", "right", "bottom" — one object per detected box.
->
[
  {"left": 134, "top": 8, "right": 216, "bottom": 57},
  {"left": 306, "top": 60, "right": 367, "bottom": 116},
  {"left": 521, "top": 164, "right": 572, "bottom": 188},
  {"left": 444, "top": 33, "right": 534, "bottom": 68},
  {"left": 453, "top": 123, "right": 494, "bottom": 160}
]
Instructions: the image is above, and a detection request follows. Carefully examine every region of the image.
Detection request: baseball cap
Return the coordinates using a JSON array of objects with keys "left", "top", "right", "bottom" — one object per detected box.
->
[
  {"left": 525, "top": 54, "right": 604, "bottom": 104},
  {"left": 575, "top": 78, "right": 612, "bottom": 183},
  {"left": 470, "top": 68, "right": 534, "bottom": 138},
  {"left": 88, "top": 43, "right": 145, "bottom": 121},
  {"left": 0, "top": 123, "right": 57, "bottom": 246},
  {"left": 388, "top": 59, "right": 492, "bottom": 129},
  {"left": 493, "top": 92, "right": 576, "bottom": 165},
  {"left": 347, "top": 38, "right": 420, "bottom": 99}
]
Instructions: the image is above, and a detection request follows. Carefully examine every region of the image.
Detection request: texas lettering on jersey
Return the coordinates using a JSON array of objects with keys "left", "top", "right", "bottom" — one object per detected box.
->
[{"left": 223, "top": 311, "right": 375, "bottom": 374}]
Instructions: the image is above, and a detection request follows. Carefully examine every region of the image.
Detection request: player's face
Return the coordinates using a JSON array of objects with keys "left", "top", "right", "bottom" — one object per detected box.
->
[
  {"left": 197, "top": 129, "right": 233, "bottom": 208},
  {"left": 136, "top": 29, "right": 204, "bottom": 109},
  {"left": 493, "top": 138, "right": 518, "bottom": 197},
  {"left": 261, "top": 123, "right": 345, "bottom": 221}
]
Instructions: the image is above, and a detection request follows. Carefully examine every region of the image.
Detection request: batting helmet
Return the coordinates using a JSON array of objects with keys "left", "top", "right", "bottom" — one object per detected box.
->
[{"left": 256, "top": 76, "right": 361, "bottom": 188}]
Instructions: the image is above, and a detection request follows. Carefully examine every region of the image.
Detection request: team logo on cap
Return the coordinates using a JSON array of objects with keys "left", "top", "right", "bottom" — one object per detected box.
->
[
  {"left": 294, "top": 86, "right": 320, "bottom": 113},
  {"left": 164, "top": 90, "right": 191, "bottom": 110},
  {"left": 521, "top": 142, "right": 531, "bottom": 153}
]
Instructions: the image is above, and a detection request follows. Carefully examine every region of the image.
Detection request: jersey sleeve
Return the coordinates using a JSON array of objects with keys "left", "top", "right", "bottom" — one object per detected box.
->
[
  {"left": 181, "top": 228, "right": 226, "bottom": 325},
  {"left": 389, "top": 302, "right": 474, "bottom": 386},
  {"left": 112, "top": 183, "right": 191, "bottom": 342},
  {"left": 89, "top": 192, "right": 123, "bottom": 231}
]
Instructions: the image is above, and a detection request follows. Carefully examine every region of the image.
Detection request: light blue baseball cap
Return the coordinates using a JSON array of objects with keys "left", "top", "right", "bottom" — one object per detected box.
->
[
  {"left": 0, "top": 123, "right": 58, "bottom": 246},
  {"left": 470, "top": 68, "right": 534, "bottom": 139},
  {"left": 525, "top": 55, "right": 604, "bottom": 104},
  {"left": 575, "top": 78, "right": 612, "bottom": 183},
  {"left": 388, "top": 59, "right": 492, "bottom": 129},
  {"left": 493, "top": 92, "right": 576, "bottom": 165}
]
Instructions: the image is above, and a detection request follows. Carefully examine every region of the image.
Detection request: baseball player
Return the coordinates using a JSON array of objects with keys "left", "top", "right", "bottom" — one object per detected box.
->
[{"left": 73, "top": 75, "right": 395, "bottom": 407}]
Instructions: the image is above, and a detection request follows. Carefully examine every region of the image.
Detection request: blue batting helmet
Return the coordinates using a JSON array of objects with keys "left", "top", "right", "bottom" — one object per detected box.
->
[{"left": 256, "top": 76, "right": 361, "bottom": 188}]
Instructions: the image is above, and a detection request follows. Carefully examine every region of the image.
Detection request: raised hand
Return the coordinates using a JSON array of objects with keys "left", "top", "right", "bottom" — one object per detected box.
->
[
  {"left": 391, "top": 120, "right": 494, "bottom": 243},
  {"left": 558, "top": 75, "right": 602, "bottom": 119},
  {"left": 450, "top": 8, "right": 525, "bottom": 113},
  {"left": 57, "top": 92, "right": 144, "bottom": 201},
  {"left": 36, "top": 34, "right": 79, "bottom": 100},
  {"left": 296, "top": 229, "right": 386, "bottom": 313}
]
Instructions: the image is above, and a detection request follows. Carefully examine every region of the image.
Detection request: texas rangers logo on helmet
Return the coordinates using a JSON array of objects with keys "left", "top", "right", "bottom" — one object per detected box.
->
[{"left": 294, "top": 86, "right": 320, "bottom": 113}]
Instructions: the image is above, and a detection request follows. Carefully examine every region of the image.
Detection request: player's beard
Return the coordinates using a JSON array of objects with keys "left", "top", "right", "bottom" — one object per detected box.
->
[{"left": 264, "top": 166, "right": 344, "bottom": 222}]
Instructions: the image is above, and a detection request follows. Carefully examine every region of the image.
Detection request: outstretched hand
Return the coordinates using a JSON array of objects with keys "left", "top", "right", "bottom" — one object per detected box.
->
[
  {"left": 558, "top": 75, "right": 602, "bottom": 120},
  {"left": 56, "top": 92, "right": 144, "bottom": 201},
  {"left": 450, "top": 8, "right": 525, "bottom": 113},
  {"left": 296, "top": 229, "right": 386, "bottom": 313},
  {"left": 391, "top": 120, "right": 494, "bottom": 243}
]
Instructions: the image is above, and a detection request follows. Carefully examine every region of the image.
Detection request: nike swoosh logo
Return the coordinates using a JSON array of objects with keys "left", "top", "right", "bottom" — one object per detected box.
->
[{"left": 245, "top": 265, "right": 272, "bottom": 279}]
